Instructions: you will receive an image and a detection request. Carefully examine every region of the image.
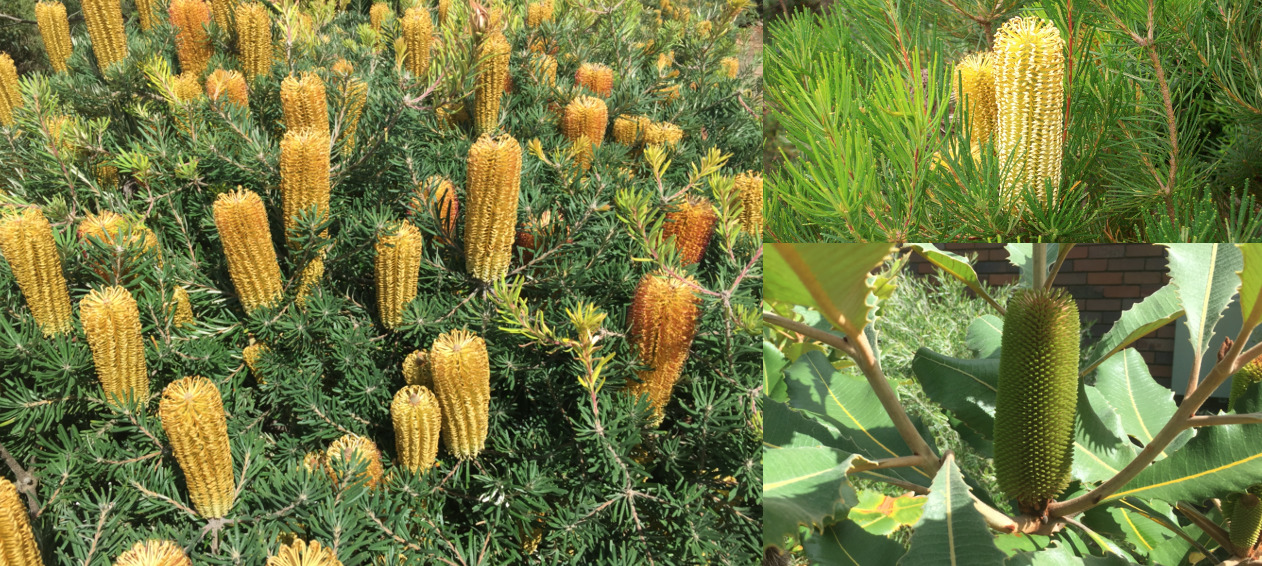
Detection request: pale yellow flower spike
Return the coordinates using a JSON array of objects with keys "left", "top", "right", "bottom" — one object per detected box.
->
[{"left": 994, "top": 17, "right": 1065, "bottom": 206}]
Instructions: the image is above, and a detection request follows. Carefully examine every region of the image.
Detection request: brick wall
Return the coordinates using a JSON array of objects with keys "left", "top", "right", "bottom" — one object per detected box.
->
[{"left": 908, "top": 244, "right": 1176, "bottom": 386}]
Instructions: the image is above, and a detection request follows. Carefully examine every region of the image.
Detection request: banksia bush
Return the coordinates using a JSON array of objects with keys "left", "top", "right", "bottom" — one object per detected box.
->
[
  {"left": 626, "top": 271, "right": 699, "bottom": 424},
  {"left": 159, "top": 376, "right": 235, "bottom": 519},
  {"left": 35, "top": 1, "right": 72, "bottom": 73},
  {"left": 0, "top": 207, "right": 73, "bottom": 336},
  {"left": 82, "top": 0, "right": 127, "bottom": 70},
  {"left": 325, "top": 434, "right": 384, "bottom": 488},
  {"left": 374, "top": 221, "right": 424, "bottom": 330},
  {"left": 206, "top": 69, "right": 249, "bottom": 108},
  {"left": 734, "top": 171, "right": 762, "bottom": 236},
  {"left": 212, "top": 189, "right": 283, "bottom": 313},
  {"left": 0, "top": 478, "right": 42, "bottom": 566},
  {"left": 561, "top": 95, "right": 608, "bottom": 147},
  {"left": 279, "top": 128, "right": 332, "bottom": 242},
  {"left": 474, "top": 32, "right": 511, "bottom": 133},
  {"left": 401, "top": 7, "right": 434, "bottom": 78},
  {"left": 114, "top": 540, "right": 192, "bottom": 566},
  {"left": 391, "top": 385, "right": 442, "bottom": 473},
  {"left": 575, "top": 62, "right": 613, "bottom": 97},
  {"left": 464, "top": 134, "right": 522, "bottom": 282},
  {"left": 268, "top": 539, "right": 341, "bottom": 566},
  {"left": 0, "top": 53, "right": 20, "bottom": 126},
  {"left": 170, "top": 0, "right": 214, "bottom": 75},
  {"left": 994, "top": 17, "right": 1065, "bottom": 204},
  {"left": 235, "top": 3, "right": 272, "bottom": 80},
  {"left": 430, "top": 329, "right": 491, "bottom": 460},
  {"left": 402, "top": 349, "right": 431, "bottom": 388},
  {"left": 80, "top": 286, "right": 148, "bottom": 406},
  {"left": 662, "top": 196, "right": 716, "bottom": 265}
]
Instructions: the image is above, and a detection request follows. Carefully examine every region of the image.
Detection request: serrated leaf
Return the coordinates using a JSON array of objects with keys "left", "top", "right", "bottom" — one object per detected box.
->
[
  {"left": 911, "top": 348, "right": 998, "bottom": 443},
  {"left": 1165, "top": 243, "right": 1243, "bottom": 361},
  {"left": 1238, "top": 244, "right": 1262, "bottom": 331},
  {"left": 1083, "top": 285, "right": 1183, "bottom": 375},
  {"left": 763, "top": 399, "right": 842, "bottom": 450},
  {"left": 763, "top": 446, "right": 863, "bottom": 548},
  {"left": 803, "top": 519, "right": 908, "bottom": 565},
  {"left": 1092, "top": 348, "right": 1192, "bottom": 458},
  {"left": 1006, "top": 543, "right": 1137, "bottom": 565},
  {"left": 765, "top": 243, "right": 896, "bottom": 339},
  {"left": 1104, "top": 420, "right": 1262, "bottom": 506},
  {"left": 848, "top": 490, "right": 926, "bottom": 536},
  {"left": 1073, "top": 383, "right": 1139, "bottom": 484},
  {"left": 908, "top": 243, "right": 1000, "bottom": 310},
  {"left": 1005, "top": 243, "right": 1060, "bottom": 289},
  {"left": 765, "top": 341, "right": 789, "bottom": 403},
  {"left": 899, "top": 456, "right": 1007, "bottom": 566},
  {"left": 967, "top": 314, "right": 1003, "bottom": 359}
]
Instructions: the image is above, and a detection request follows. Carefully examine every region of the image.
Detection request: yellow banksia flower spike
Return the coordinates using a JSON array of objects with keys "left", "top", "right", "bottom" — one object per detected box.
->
[
  {"left": 78, "top": 211, "right": 161, "bottom": 256},
  {"left": 530, "top": 53, "right": 556, "bottom": 86},
  {"left": 210, "top": 0, "right": 235, "bottom": 31},
  {"left": 170, "top": 0, "right": 213, "bottom": 75},
  {"left": 0, "top": 53, "right": 21, "bottom": 126},
  {"left": 953, "top": 52, "right": 996, "bottom": 156},
  {"left": 338, "top": 77, "right": 368, "bottom": 151},
  {"left": 242, "top": 341, "right": 268, "bottom": 379},
  {"left": 206, "top": 69, "right": 249, "bottom": 109},
  {"left": 0, "top": 207, "right": 73, "bottom": 336},
  {"left": 570, "top": 136, "right": 594, "bottom": 172},
  {"left": 720, "top": 56, "right": 738, "bottom": 79},
  {"left": 295, "top": 256, "right": 323, "bottom": 306},
  {"left": 464, "top": 134, "right": 522, "bottom": 282},
  {"left": 430, "top": 329, "right": 491, "bottom": 460},
  {"left": 474, "top": 32, "right": 510, "bottom": 134},
  {"left": 561, "top": 95, "right": 607, "bottom": 147},
  {"left": 526, "top": 0, "right": 552, "bottom": 27},
  {"left": 81, "top": 286, "right": 148, "bottom": 405},
  {"left": 392, "top": 385, "right": 442, "bottom": 473},
  {"left": 113, "top": 540, "right": 192, "bottom": 566},
  {"left": 734, "top": 171, "right": 762, "bottom": 237},
  {"left": 402, "top": 349, "right": 431, "bottom": 388},
  {"left": 0, "top": 477, "right": 42, "bottom": 566},
  {"left": 134, "top": 0, "right": 155, "bottom": 30},
  {"left": 414, "top": 175, "right": 459, "bottom": 242},
  {"left": 281, "top": 72, "right": 329, "bottom": 135},
  {"left": 35, "top": 2, "right": 72, "bottom": 73},
  {"left": 171, "top": 285, "right": 194, "bottom": 327},
  {"left": 436, "top": 0, "right": 450, "bottom": 24},
  {"left": 331, "top": 58, "right": 352, "bottom": 76},
  {"left": 325, "top": 434, "right": 384, "bottom": 488},
  {"left": 643, "top": 121, "right": 682, "bottom": 149},
  {"left": 173, "top": 71, "right": 202, "bottom": 104},
  {"left": 213, "top": 189, "right": 284, "bottom": 314},
  {"left": 627, "top": 271, "right": 700, "bottom": 425},
  {"left": 268, "top": 539, "right": 342, "bottom": 566},
  {"left": 279, "top": 128, "right": 331, "bottom": 244},
  {"left": 663, "top": 196, "right": 716, "bottom": 265},
  {"left": 612, "top": 115, "right": 650, "bottom": 146},
  {"left": 575, "top": 62, "right": 612, "bottom": 98},
  {"left": 369, "top": 2, "right": 392, "bottom": 30},
  {"left": 994, "top": 17, "right": 1065, "bottom": 205},
  {"left": 374, "top": 221, "right": 424, "bottom": 330},
  {"left": 236, "top": 3, "right": 272, "bottom": 80},
  {"left": 82, "top": 0, "right": 127, "bottom": 70},
  {"left": 95, "top": 164, "right": 119, "bottom": 189},
  {"left": 159, "top": 376, "right": 235, "bottom": 518},
  {"left": 401, "top": 7, "right": 433, "bottom": 78}
]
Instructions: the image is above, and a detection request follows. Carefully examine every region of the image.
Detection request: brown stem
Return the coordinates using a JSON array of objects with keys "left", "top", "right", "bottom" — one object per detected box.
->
[{"left": 1187, "top": 413, "right": 1262, "bottom": 428}]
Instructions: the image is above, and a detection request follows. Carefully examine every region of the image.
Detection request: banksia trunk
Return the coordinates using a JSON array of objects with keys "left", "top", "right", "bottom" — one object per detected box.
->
[
  {"left": 663, "top": 196, "right": 716, "bottom": 265},
  {"left": 0, "top": 478, "right": 41, "bottom": 566},
  {"left": 575, "top": 63, "right": 613, "bottom": 97},
  {"left": 82, "top": 0, "right": 127, "bottom": 70},
  {"left": 212, "top": 189, "right": 284, "bottom": 314},
  {"left": 402, "top": 349, "right": 431, "bottom": 388},
  {"left": 644, "top": 121, "right": 683, "bottom": 148},
  {"left": 561, "top": 95, "right": 608, "bottom": 147},
  {"left": 1233, "top": 493, "right": 1262, "bottom": 556},
  {"left": 159, "top": 376, "right": 235, "bottom": 518},
  {"left": 374, "top": 220, "right": 424, "bottom": 330},
  {"left": 0, "top": 53, "right": 21, "bottom": 126},
  {"left": 391, "top": 385, "right": 442, "bottom": 472},
  {"left": 369, "top": 2, "right": 391, "bottom": 30},
  {"left": 279, "top": 128, "right": 331, "bottom": 243},
  {"left": 35, "top": 2, "right": 72, "bottom": 73},
  {"left": 401, "top": 8, "right": 433, "bottom": 78},
  {"left": 613, "top": 115, "right": 650, "bottom": 146},
  {"left": 474, "top": 32, "right": 510, "bottom": 134},
  {"left": 81, "top": 286, "right": 149, "bottom": 405},
  {"left": 994, "top": 17, "right": 1065, "bottom": 205},
  {"left": 993, "top": 287, "right": 1078, "bottom": 512},
  {"left": 734, "top": 171, "right": 762, "bottom": 236},
  {"left": 209, "top": 0, "right": 235, "bottom": 31},
  {"left": 1230, "top": 358, "right": 1262, "bottom": 411},
  {"left": 268, "top": 539, "right": 342, "bottom": 566},
  {"left": 236, "top": 3, "right": 272, "bottom": 80},
  {"left": 171, "top": 285, "right": 194, "bottom": 327},
  {"left": 627, "top": 271, "right": 699, "bottom": 425},
  {"left": 953, "top": 53, "right": 996, "bottom": 156},
  {"left": 338, "top": 77, "right": 367, "bottom": 151},
  {"left": 280, "top": 73, "right": 329, "bottom": 135},
  {"left": 0, "top": 207, "right": 73, "bottom": 336},
  {"left": 414, "top": 175, "right": 459, "bottom": 242},
  {"left": 206, "top": 69, "right": 249, "bottom": 109},
  {"left": 720, "top": 56, "right": 738, "bottom": 79},
  {"left": 170, "top": 0, "right": 213, "bottom": 75},
  {"left": 114, "top": 540, "right": 192, "bottom": 566},
  {"left": 464, "top": 134, "right": 522, "bottom": 282},
  {"left": 325, "top": 434, "right": 384, "bottom": 488},
  {"left": 430, "top": 329, "right": 491, "bottom": 459}
]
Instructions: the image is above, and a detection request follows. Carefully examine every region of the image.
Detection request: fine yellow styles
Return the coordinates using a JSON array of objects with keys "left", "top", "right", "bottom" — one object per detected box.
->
[
  {"left": 374, "top": 220, "right": 424, "bottom": 330},
  {"left": 279, "top": 128, "right": 331, "bottom": 244},
  {"left": 561, "top": 95, "right": 608, "bottom": 148},
  {"left": 994, "top": 17, "right": 1065, "bottom": 205},
  {"left": 212, "top": 189, "right": 284, "bottom": 314},
  {"left": 169, "top": 0, "right": 213, "bottom": 75},
  {"left": 0, "top": 477, "right": 42, "bottom": 566},
  {"left": 953, "top": 52, "right": 997, "bottom": 156},
  {"left": 474, "top": 32, "right": 511, "bottom": 134},
  {"left": 171, "top": 285, "right": 194, "bottom": 328},
  {"left": 236, "top": 3, "right": 272, "bottom": 80},
  {"left": 35, "top": 1, "right": 72, "bottom": 73},
  {"left": 464, "top": 134, "right": 522, "bottom": 282},
  {"left": 113, "top": 540, "right": 192, "bottom": 566},
  {"left": 391, "top": 385, "right": 442, "bottom": 472},
  {"left": 159, "top": 376, "right": 235, "bottom": 518},
  {"left": 430, "top": 329, "right": 491, "bottom": 459},
  {"left": 268, "top": 539, "right": 342, "bottom": 566},
  {"left": 280, "top": 73, "right": 329, "bottom": 136},
  {"left": 80, "top": 286, "right": 148, "bottom": 406},
  {"left": 402, "top": 349, "right": 432, "bottom": 388},
  {"left": 734, "top": 171, "right": 763, "bottom": 237},
  {"left": 627, "top": 271, "right": 700, "bottom": 425},
  {"left": 325, "top": 434, "right": 384, "bottom": 488},
  {"left": 0, "top": 53, "right": 21, "bottom": 126},
  {"left": 401, "top": 7, "right": 433, "bottom": 78},
  {"left": 0, "top": 207, "right": 73, "bottom": 336}
]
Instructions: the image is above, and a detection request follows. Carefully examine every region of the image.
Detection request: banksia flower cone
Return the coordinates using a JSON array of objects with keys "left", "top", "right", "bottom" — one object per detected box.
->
[
  {"left": 338, "top": 78, "right": 368, "bottom": 151},
  {"left": 210, "top": 0, "right": 235, "bottom": 31},
  {"left": 242, "top": 342, "right": 268, "bottom": 381},
  {"left": 173, "top": 72, "right": 202, "bottom": 103},
  {"left": 613, "top": 115, "right": 650, "bottom": 146},
  {"left": 81, "top": 286, "right": 148, "bottom": 405},
  {"left": 464, "top": 134, "right": 522, "bottom": 282},
  {"left": 170, "top": 0, "right": 213, "bottom": 75},
  {"left": 171, "top": 286, "right": 194, "bottom": 327},
  {"left": 268, "top": 539, "right": 342, "bottom": 566},
  {"left": 159, "top": 376, "right": 235, "bottom": 518},
  {"left": 993, "top": 287, "right": 1078, "bottom": 511},
  {"left": 213, "top": 189, "right": 284, "bottom": 314},
  {"left": 431, "top": 329, "right": 491, "bottom": 459},
  {"left": 561, "top": 95, "right": 608, "bottom": 147},
  {"left": 325, "top": 434, "right": 384, "bottom": 488},
  {"left": 627, "top": 271, "right": 700, "bottom": 425},
  {"left": 391, "top": 385, "right": 442, "bottom": 472},
  {"left": 414, "top": 175, "right": 459, "bottom": 242},
  {"left": 370, "top": 2, "right": 392, "bottom": 29},
  {"left": 734, "top": 171, "right": 762, "bottom": 236},
  {"left": 82, "top": 0, "right": 127, "bottom": 69},
  {"left": 530, "top": 53, "right": 557, "bottom": 86},
  {"left": 402, "top": 349, "right": 431, "bottom": 388},
  {"left": 281, "top": 73, "right": 329, "bottom": 135},
  {"left": 35, "top": 2, "right": 72, "bottom": 73},
  {"left": 206, "top": 69, "right": 249, "bottom": 108},
  {"left": 474, "top": 32, "right": 510, "bottom": 134},
  {"left": 374, "top": 221, "right": 424, "bottom": 330},
  {"left": 994, "top": 17, "right": 1065, "bottom": 204},
  {"left": 953, "top": 53, "right": 996, "bottom": 155},
  {"left": 0, "top": 207, "right": 73, "bottom": 336},
  {"left": 401, "top": 8, "right": 432, "bottom": 77},
  {"left": 0, "top": 53, "right": 21, "bottom": 126},
  {"left": 1233, "top": 493, "right": 1262, "bottom": 555},
  {"left": 1230, "top": 357, "right": 1262, "bottom": 411},
  {"left": 79, "top": 212, "right": 160, "bottom": 264},
  {"left": 644, "top": 121, "right": 683, "bottom": 148},
  {"left": 526, "top": 0, "right": 552, "bottom": 27},
  {"left": 663, "top": 196, "right": 716, "bottom": 265},
  {"left": 575, "top": 63, "right": 613, "bottom": 97},
  {"left": 114, "top": 540, "right": 192, "bottom": 566},
  {"left": 720, "top": 56, "right": 738, "bottom": 79},
  {"left": 236, "top": 3, "right": 272, "bottom": 80},
  {"left": 279, "top": 128, "right": 331, "bottom": 243},
  {"left": 295, "top": 256, "right": 323, "bottom": 306},
  {"left": 0, "top": 478, "right": 41, "bottom": 566}
]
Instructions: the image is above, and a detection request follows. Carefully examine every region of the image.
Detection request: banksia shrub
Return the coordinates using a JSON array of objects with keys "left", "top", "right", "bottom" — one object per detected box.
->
[
  {"left": 401, "top": 8, "right": 433, "bottom": 78},
  {"left": 474, "top": 32, "right": 511, "bottom": 133},
  {"left": 430, "top": 329, "right": 491, "bottom": 459},
  {"left": 1233, "top": 493, "right": 1262, "bottom": 555},
  {"left": 0, "top": 478, "right": 42, "bottom": 566},
  {"left": 734, "top": 171, "right": 762, "bottom": 236},
  {"left": 374, "top": 221, "right": 424, "bottom": 330},
  {"left": 114, "top": 540, "right": 192, "bottom": 566},
  {"left": 281, "top": 73, "right": 329, "bottom": 135},
  {"left": 561, "top": 95, "right": 608, "bottom": 147},
  {"left": 414, "top": 175, "right": 459, "bottom": 241},
  {"left": 662, "top": 196, "right": 716, "bottom": 265},
  {"left": 171, "top": 286, "right": 194, "bottom": 327},
  {"left": 575, "top": 62, "right": 613, "bottom": 97},
  {"left": 159, "top": 376, "right": 235, "bottom": 519},
  {"left": 212, "top": 189, "right": 283, "bottom": 314},
  {"left": 402, "top": 349, "right": 431, "bottom": 388},
  {"left": 1231, "top": 358, "right": 1262, "bottom": 411},
  {"left": 993, "top": 287, "right": 1079, "bottom": 511},
  {"left": 325, "top": 434, "right": 384, "bottom": 488},
  {"left": 0, "top": 207, "right": 73, "bottom": 336},
  {"left": 626, "top": 271, "right": 699, "bottom": 424},
  {"left": 268, "top": 539, "right": 342, "bottom": 566},
  {"left": 236, "top": 3, "right": 272, "bottom": 80},
  {"left": 206, "top": 69, "right": 249, "bottom": 108},
  {"left": 82, "top": 0, "right": 127, "bottom": 70},
  {"left": 170, "top": 0, "right": 214, "bottom": 75},
  {"left": 953, "top": 52, "right": 996, "bottom": 156},
  {"left": 81, "top": 286, "right": 148, "bottom": 406},
  {"left": 279, "top": 128, "right": 332, "bottom": 243},
  {"left": 391, "top": 385, "right": 442, "bottom": 473},
  {"left": 994, "top": 17, "right": 1065, "bottom": 205},
  {"left": 35, "top": 1, "right": 72, "bottom": 73},
  {"left": 464, "top": 134, "right": 522, "bottom": 282},
  {"left": 338, "top": 78, "right": 368, "bottom": 151},
  {"left": 0, "top": 53, "right": 20, "bottom": 126}
]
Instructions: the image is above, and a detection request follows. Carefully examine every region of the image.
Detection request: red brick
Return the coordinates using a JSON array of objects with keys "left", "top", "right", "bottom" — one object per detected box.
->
[
  {"left": 989, "top": 274, "right": 1017, "bottom": 286},
  {"left": 1088, "top": 272, "right": 1124, "bottom": 285},
  {"left": 1124, "top": 272, "right": 1162, "bottom": 285},
  {"left": 1066, "top": 246, "right": 1089, "bottom": 259},
  {"left": 1103, "top": 285, "right": 1141, "bottom": 298},
  {"left": 1127, "top": 245, "right": 1166, "bottom": 257},
  {"left": 1085, "top": 299, "right": 1123, "bottom": 312},
  {"left": 1145, "top": 258, "right": 1168, "bottom": 270},
  {"left": 1088, "top": 245, "right": 1127, "bottom": 258},
  {"left": 1108, "top": 258, "right": 1145, "bottom": 271},
  {"left": 1150, "top": 365, "right": 1172, "bottom": 379},
  {"left": 1053, "top": 272, "right": 1087, "bottom": 286},
  {"left": 1076, "top": 259, "right": 1109, "bottom": 271}
]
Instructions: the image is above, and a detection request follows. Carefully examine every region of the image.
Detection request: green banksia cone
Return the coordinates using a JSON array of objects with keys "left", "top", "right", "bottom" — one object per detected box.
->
[
  {"left": 391, "top": 385, "right": 442, "bottom": 473},
  {"left": 402, "top": 349, "right": 432, "bottom": 388},
  {"left": 734, "top": 171, "right": 762, "bottom": 237},
  {"left": 213, "top": 189, "right": 284, "bottom": 314},
  {"left": 325, "top": 434, "right": 384, "bottom": 488},
  {"left": 171, "top": 285, "right": 194, "bottom": 327},
  {"left": 0, "top": 53, "right": 20, "bottom": 126},
  {"left": 281, "top": 73, "right": 329, "bottom": 136},
  {"left": 953, "top": 53, "right": 996, "bottom": 156},
  {"left": 0, "top": 478, "right": 42, "bottom": 566},
  {"left": 662, "top": 196, "right": 716, "bottom": 265},
  {"left": 994, "top": 17, "right": 1065, "bottom": 205},
  {"left": 81, "top": 286, "right": 149, "bottom": 405},
  {"left": 431, "top": 329, "right": 491, "bottom": 459},
  {"left": 35, "top": 2, "right": 72, "bottom": 73},
  {"left": 561, "top": 95, "right": 607, "bottom": 147},
  {"left": 401, "top": 7, "right": 433, "bottom": 77},
  {"left": 575, "top": 62, "right": 613, "bottom": 98},
  {"left": 268, "top": 539, "right": 342, "bottom": 566},
  {"left": 0, "top": 207, "right": 73, "bottom": 336},
  {"left": 474, "top": 32, "right": 510, "bottom": 134},
  {"left": 1230, "top": 358, "right": 1262, "bottom": 411},
  {"left": 159, "top": 376, "right": 235, "bottom": 518},
  {"left": 993, "top": 287, "right": 1079, "bottom": 511},
  {"left": 374, "top": 221, "right": 424, "bottom": 330},
  {"left": 82, "top": 0, "right": 127, "bottom": 69},
  {"left": 627, "top": 271, "right": 699, "bottom": 425},
  {"left": 170, "top": 0, "right": 213, "bottom": 75},
  {"left": 206, "top": 69, "right": 249, "bottom": 109},
  {"left": 1233, "top": 493, "right": 1262, "bottom": 556},
  {"left": 113, "top": 540, "right": 192, "bottom": 565},
  {"left": 279, "top": 127, "right": 331, "bottom": 244},
  {"left": 236, "top": 3, "right": 272, "bottom": 80},
  {"left": 464, "top": 134, "right": 522, "bottom": 282}
]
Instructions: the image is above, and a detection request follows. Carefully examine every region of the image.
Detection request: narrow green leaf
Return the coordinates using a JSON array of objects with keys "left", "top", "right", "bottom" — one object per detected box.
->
[
  {"left": 765, "top": 243, "right": 896, "bottom": 339},
  {"left": 763, "top": 446, "right": 862, "bottom": 548},
  {"left": 1165, "top": 243, "right": 1243, "bottom": 360},
  {"left": 1083, "top": 285, "right": 1183, "bottom": 375},
  {"left": 899, "top": 456, "right": 1007, "bottom": 566},
  {"left": 803, "top": 519, "right": 908, "bottom": 565},
  {"left": 966, "top": 314, "right": 1004, "bottom": 359},
  {"left": 908, "top": 243, "right": 1000, "bottom": 311},
  {"left": 1091, "top": 349, "right": 1192, "bottom": 458},
  {"left": 1237, "top": 244, "right": 1262, "bottom": 332}
]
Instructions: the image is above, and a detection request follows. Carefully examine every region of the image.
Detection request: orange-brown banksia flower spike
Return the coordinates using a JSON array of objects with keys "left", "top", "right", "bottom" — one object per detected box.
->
[
  {"left": 159, "top": 376, "right": 235, "bottom": 518},
  {"left": 35, "top": 2, "right": 72, "bottom": 73},
  {"left": 280, "top": 72, "right": 329, "bottom": 135},
  {"left": 431, "top": 329, "right": 491, "bottom": 459},
  {"left": 474, "top": 32, "right": 510, "bottom": 134},
  {"left": 113, "top": 540, "right": 193, "bottom": 566},
  {"left": 0, "top": 477, "right": 42, "bottom": 566},
  {"left": 236, "top": 3, "right": 272, "bottom": 80},
  {"left": 662, "top": 196, "right": 717, "bottom": 265},
  {"left": 627, "top": 271, "right": 700, "bottom": 425},
  {"left": 170, "top": 0, "right": 214, "bottom": 75},
  {"left": 575, "top": 62, "right": 613, "bottom": 97},
  {"left": 401, "top": 7, "right": 433, "bottom": 78},
  {"left": 374, "top": 220, "right": 424, "bottom": 330},
  {"left": 464, "top": 134, "right": 522, "bottom": 282},
  {"left": 212, "top": 189, "right": 284, "bottom": 314},
  {"left": 392, "top": 385, "right": 442, "bottom": 473},
  {"left": 0, "top": 207, "right": 73, "bottom": 336},
  {"left": 325, "top": 434, "right": 384, "bottom": 488},
  {"left": 82, "top": 0, "right": 128, "bottom": 70},
  {"left": 81, "top": 286, "right": 149, "bottom": 406}
]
